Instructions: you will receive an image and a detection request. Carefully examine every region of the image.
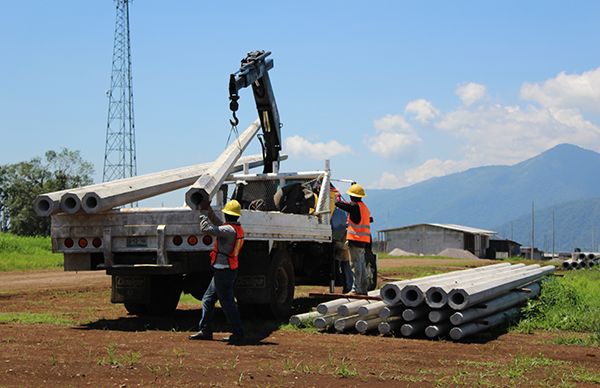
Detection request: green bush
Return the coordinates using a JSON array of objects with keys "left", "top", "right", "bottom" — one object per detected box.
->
[{"left": 516, "top": 270, "right": 600, "bottom": 333}]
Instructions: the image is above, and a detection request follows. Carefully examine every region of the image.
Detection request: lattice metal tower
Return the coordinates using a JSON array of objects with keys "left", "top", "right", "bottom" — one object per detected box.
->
[{"left": 103, "top": 0, "right": 137, "bottom": 182}]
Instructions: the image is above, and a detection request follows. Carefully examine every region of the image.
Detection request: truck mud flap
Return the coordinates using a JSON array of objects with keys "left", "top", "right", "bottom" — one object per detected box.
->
[
  {"left": 111, "top": 275, "right": 149, "bottom": 304},
  {"left": 235, "top": 275, "right": 268, "bottom": 303}
]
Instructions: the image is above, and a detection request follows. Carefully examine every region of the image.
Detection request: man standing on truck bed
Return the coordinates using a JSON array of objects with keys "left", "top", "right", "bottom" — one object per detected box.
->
[
  {"left": 335, "top": 183, "right": 372, "bottom": 295},
  {"left": 189, "top": 199, "right": 245, "bottom": 344}
]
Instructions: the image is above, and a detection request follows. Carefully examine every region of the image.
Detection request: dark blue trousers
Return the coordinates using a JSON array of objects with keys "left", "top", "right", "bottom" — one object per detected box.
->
[{"left": 198, "top": 268, "right": 244, "bottom": 337}]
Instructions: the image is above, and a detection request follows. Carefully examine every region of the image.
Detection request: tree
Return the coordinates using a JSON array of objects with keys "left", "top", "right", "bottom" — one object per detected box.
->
[{"left": 0, "top": 149, "right": 94, "bottom": 236}]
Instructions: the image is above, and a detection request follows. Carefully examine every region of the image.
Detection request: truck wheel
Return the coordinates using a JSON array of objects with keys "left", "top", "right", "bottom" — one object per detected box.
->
[
  {"left": 259, "top": 251, "right": 295, "bottom": 319},
  {"left": 124, "top": 302, "right": 147, "bottom": 315},
  {"left": 146, "top": 275, "right": 182, "bottom": 315},
  {"left": 182, "top": 272, "right": 212, "bottom": 301}
]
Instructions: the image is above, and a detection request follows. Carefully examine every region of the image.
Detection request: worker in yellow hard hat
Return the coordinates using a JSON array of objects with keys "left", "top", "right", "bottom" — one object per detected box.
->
[
  {"left": 190, "top": 199, "right": 245, "bottom": 344},
  {"left": 334, "top": 183, "right": 373, "bottom": 295}
]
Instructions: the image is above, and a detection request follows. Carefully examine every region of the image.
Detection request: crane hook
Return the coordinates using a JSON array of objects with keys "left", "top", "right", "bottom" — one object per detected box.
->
[{"left": 229, "top": 111, "right": 239, "bottom": 127}]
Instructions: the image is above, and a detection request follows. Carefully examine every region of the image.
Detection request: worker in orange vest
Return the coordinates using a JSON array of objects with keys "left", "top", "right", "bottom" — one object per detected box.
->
[
  {"left": 190, "top": 199, "right": 245, "bottom": 344},
  {"left": 334, "top": 183, "right": 372, "bottom": 295}
]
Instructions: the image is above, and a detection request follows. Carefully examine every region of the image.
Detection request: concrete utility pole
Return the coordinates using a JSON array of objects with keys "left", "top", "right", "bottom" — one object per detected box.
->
[
  {"left": 552, "top": 208, "right": 555, "bottom": 259},
  {"left": 185, "top": 120, "right": 261, "bottom": 209},
  {"left": 531, "top": 201, "right": 535, "bottom": 260}
]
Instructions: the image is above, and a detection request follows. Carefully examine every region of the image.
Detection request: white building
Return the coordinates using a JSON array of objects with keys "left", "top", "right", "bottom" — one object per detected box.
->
[{"left": 377, "top": 223, "right": 496, "bottom": 258}]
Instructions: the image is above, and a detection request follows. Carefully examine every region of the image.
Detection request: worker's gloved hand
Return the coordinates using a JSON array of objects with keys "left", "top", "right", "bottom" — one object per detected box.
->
[{"left": 198, "top": 215, "right": 210, "bottom": 229}]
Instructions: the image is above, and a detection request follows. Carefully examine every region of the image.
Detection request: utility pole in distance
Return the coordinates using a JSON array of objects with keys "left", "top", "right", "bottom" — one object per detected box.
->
[
  {"left": 552, "top": 208, "right": 555, "bottom": 259},
  {"left": 103, "top": 0, "right": 137, "bottom": 184},
  {"left": 531, "top": 201, "right": 535, "bottom": 260}
]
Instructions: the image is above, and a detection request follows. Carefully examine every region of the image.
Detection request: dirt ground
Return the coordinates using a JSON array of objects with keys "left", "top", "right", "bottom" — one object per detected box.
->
[{"left": 1, "top": 266, "right": 599, "bottom": 387}]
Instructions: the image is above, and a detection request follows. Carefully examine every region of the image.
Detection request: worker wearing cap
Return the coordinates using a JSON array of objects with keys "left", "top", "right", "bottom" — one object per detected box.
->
[
  {"left": 190, "top": 199, "right": 245, "bottom": 344},
  {"left": 334, "top": 183, "right": 372, "bottom": 295}
]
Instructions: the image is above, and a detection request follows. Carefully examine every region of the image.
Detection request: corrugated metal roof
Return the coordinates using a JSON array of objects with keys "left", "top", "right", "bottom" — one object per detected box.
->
[{"left": 379, "top": 223, "right": 496, "bottom": 236}]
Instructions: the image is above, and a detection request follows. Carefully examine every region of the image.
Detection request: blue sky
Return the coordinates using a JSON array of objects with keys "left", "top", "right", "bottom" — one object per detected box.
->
[{"left": 2, "top": 1, "right": 600, "bottom": 205}]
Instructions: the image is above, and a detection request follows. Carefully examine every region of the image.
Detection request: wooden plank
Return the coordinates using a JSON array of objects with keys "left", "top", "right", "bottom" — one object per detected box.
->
[{"left": 308, "top": 292, "right": 382, "bottom": 301}]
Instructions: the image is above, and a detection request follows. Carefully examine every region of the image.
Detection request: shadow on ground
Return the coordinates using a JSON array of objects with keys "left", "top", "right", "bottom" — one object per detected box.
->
[{"left": 77, "top": 296, "right": 327, "bottom": 345}]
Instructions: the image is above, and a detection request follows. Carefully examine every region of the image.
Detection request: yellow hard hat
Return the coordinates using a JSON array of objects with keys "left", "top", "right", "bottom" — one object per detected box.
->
[
  {"left": 222, "top": 199, "right": 242, "bottom": 217},
  {"left": 346, "top": 183, "right": 366, "bottom": 198}
]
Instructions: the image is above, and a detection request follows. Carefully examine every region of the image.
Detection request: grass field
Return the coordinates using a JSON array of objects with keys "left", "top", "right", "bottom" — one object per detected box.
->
[
  {"left": 0, "top": 232, "right": 63, "bottom": 271},
  {"left": 516, "top": 270, "right": 600, "bottom": 336}
]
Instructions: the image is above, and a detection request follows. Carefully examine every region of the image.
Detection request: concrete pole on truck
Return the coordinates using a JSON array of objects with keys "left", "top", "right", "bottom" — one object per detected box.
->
[
  {"left": 35, "top": 153, "right": 268, "bottom": 216},
  {"left": 185, "top": 120, "right": 261, "bottom": 209},
  {"left": 81, "top": 154, "right": 267, "bottom": 214}
]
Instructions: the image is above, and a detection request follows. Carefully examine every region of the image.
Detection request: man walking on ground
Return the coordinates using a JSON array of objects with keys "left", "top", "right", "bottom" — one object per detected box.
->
[
  {"left": 189, "top": 199, "right": 245, "bottom": 344},
  {"left": 334, "top": 183, "right": 372, "bottom": 295}
]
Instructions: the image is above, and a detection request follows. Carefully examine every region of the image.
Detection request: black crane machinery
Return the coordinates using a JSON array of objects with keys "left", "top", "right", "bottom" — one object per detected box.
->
[{"left": 228, "top": 50, "right": 282, "bottom": 173}]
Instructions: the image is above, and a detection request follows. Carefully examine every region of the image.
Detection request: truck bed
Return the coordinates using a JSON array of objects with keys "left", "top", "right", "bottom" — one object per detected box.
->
[{"left": 51, "top": 206, "right": 332, "bottom": 271}]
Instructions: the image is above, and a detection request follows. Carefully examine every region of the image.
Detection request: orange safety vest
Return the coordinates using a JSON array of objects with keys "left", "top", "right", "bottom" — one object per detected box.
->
[
  {"left": 210, "top": 223, "right": 245, "bottom": 270},
  {"left": 346, "top": 202, "right": 371, "bottom": 243}
]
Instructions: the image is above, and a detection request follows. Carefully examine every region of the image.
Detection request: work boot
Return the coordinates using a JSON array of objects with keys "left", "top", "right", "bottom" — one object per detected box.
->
[
  {"left": 222, "top": 333, "right": 245, "bottom": 345},
  {"left": 189, "top": 330, "right": 213, "bottom": 341}
]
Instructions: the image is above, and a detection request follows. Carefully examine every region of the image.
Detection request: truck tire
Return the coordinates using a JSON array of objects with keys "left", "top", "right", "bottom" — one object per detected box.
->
[
  {"left": 259, "top": 250, "right": 295, "bottom": 319},
  {"left": 124, "top": 302, "right": 147, "bottom": 315},
  {"left": 182, "top": 272, "right": 212, "bottom": 301},
  {"left": 146, "top": 275, "right": 182, "bottom": 315}
]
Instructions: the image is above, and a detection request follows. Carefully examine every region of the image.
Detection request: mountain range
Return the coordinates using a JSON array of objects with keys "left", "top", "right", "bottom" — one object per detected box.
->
[{"left": 366, "top": 143, "right": 600, "bottom": 252}]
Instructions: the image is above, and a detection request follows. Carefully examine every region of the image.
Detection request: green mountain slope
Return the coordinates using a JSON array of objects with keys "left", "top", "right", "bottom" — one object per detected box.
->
[{"left": 367, "top": 144, "right": 600, "bottom": 250}]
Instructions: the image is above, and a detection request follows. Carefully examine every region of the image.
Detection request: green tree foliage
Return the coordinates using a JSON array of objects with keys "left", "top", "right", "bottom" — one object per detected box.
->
[{"left": 0, "top": 149, "right": 93, "bottom": 235}]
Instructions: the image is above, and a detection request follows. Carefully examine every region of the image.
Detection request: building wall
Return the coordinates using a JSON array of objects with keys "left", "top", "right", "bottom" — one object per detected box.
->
[{"left": 384, "top": 225, "right": 464, "bottom": 255}]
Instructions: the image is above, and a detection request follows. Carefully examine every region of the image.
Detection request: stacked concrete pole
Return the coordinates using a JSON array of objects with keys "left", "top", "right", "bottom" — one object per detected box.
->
[
  {"left": 35, "top": 153, "right": 269, "bottom": 216},
  {"left": 75, "top": 154, "right": 266, "bottom": 214},
  {"left": 562, "top": 251, "right": 599, "bottom": 270},
  {"left": 289, "top": 263, "right": 554, "bottom": 341}
]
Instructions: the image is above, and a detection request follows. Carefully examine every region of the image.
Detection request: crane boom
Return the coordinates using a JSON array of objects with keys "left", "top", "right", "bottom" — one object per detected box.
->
[{"left": 229, "top": 50, "right": 282, "bottom": 173}]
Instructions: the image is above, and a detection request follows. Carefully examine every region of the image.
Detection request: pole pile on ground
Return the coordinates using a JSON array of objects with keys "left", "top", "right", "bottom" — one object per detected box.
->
[
  {"left": 289, "top": 263, "right": 554, "bottom": 341},
  {"left": 562, "top": 252, "right": 598, "bottom": 270}
]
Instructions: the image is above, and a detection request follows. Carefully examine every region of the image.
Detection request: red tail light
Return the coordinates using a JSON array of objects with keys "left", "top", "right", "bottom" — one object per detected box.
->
[
  {"left": 173, "top": 235, "right": 183, "bottom": 246},
  {"left": 187, "top": 235, "right": 198, "bottom": 246},
  {"left": 78, "top": 238, "right": 88, "bottom": 248},
  {"left": 92, "top": 237, "right": 102, "bottom": 248},
  {"left": 64, "top": 238, "right": 74, "bottom": 248},
  {"left": 202, "top": 235, "right": 213, "bottom": 245}
]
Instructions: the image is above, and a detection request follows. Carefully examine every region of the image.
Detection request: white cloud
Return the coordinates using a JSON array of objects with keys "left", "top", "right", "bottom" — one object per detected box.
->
[
  {"left": 456, "top": 83, "right": 486, "bottom": 106},
  {"left": 405, "top": 99, "right": 439, "bottom": 124},
  {"left": 371, "top": 171, "right": 408, "bottom": 189},
  {"left": 520, "top": 67, "right": 600, "bottom": 113},
  {"left": 368, "top": 67, "right": 600, "bottom": 189},
  {"left": 373, "top": 114, "right": 411, "bottom": 131},
  {"left": 367, "top": 114, "right": 421, "bottom": 158},
  {"left": 284, "top": 135, "right": 352, "bottom": 160},
  {"left": 360, "top": 65, "right": 600, "bottom": 191},
  {"left": 436, "top": 101, "right": 600, "bottom": 166},
  {"left": 371, "top": 159, "right": 469, "bottom": 189}
]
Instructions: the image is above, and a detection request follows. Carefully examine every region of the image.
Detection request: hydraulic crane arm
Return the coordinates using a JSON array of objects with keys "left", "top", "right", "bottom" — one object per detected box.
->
[{"left": 229, "top": 50, "right": 282, "bottom": 173}]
